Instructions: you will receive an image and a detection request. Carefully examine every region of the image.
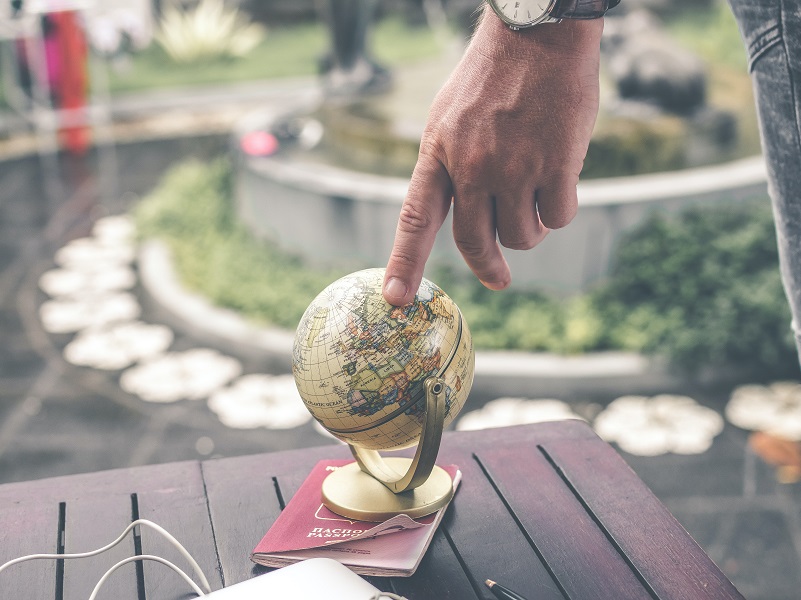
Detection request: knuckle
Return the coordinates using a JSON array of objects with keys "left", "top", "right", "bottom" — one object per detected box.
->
[
  {"left": 457, "top": 154, "right": 486, "bottom": 178},
  {"left": 387, "top": 248, "right": 417, "bottom": 269},
  {"left": 417, "top": 126, "right": 453, "bottom": 168},
  {"left": 417, "top": 137, "right": 444, "bottom": 165},
  {"left": 454, "top": 236, "right": 492, "bottom": 261},
  {"left": 539, "top": 144, "right": 579, "bottom": 174},
  {"left": 545, "top": 209, "right": 576, "bottom": 230},
  {"left": 537, "top": 171, "right": 580, "bottom": 230},
  {"left": 397, "top": 201, "right": 434, "bottom": 233},
  {"left": 538, "top": 200, "right": 577, "bottom": 231},
  {"left": 453, "top": 180, "right": 484, "bottom": 201},
  {"left": 499, "top": 236, "right": 537, "bottom": 251}
]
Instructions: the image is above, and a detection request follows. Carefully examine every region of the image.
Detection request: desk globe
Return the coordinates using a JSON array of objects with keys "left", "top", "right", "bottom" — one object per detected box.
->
[{"left": 293, "top": 268, "right": 474, "bottom": 520}]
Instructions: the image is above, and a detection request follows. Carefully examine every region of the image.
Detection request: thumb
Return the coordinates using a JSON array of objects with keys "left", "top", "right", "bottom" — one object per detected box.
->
[{"left": 383, "top": 154, "right": 452, "bottom": 305}]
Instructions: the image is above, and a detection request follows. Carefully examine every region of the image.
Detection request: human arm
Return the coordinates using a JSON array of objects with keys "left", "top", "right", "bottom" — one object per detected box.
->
[{"left": 382, "top": 7, "right": 604, "bottom": 305}]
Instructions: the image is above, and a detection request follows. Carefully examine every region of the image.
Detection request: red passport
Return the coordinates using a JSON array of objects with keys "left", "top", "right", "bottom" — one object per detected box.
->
[{"left": 251, "top": 460, "right": 461, "bottom": 577}]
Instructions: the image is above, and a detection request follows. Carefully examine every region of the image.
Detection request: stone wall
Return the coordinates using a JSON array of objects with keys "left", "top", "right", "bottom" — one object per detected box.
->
[{"left": 236, "top": 149, "right": 768, "bottom": 294}]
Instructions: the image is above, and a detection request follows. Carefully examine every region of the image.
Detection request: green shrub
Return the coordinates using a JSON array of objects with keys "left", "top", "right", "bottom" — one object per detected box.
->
[
  {"left": 431, "top": 266, "right": 606, "bottom": 354},
  {"left": 134, "top": 159, "right": 343, "bottom": 329},
  {"left": 135, "top": 158, "right": 797, "bottom": 377},
  {"left": 585, "top": 116, "right": 687, "bottom": 178},
  {"left": 590, "top": 203, "right": 797, "bottom": 376}
]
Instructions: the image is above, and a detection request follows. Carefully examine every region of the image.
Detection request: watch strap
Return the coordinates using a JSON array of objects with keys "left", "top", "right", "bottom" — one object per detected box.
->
[{"left": 554, "top": 0, "right": 621, "bottom": 19}]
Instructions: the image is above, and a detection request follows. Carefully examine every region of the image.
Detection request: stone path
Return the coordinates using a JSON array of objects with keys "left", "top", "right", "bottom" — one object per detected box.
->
[{"left": 0, "top": 84, "right": 800, "bottom": 598}]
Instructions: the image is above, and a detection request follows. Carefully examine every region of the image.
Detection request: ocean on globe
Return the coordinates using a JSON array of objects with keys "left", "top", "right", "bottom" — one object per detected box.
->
[{"left": 292, "top": 268, "right": 474, "bottom": 451}]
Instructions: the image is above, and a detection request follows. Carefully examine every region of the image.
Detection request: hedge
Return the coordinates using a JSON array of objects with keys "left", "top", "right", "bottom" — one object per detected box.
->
[{"left": 135, "top": 158, "right": 797, "bottom": 378}]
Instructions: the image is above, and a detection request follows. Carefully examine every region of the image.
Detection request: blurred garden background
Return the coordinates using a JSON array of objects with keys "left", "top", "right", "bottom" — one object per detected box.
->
[
  {"left": 121, "top": 0, "right": 795, "bottom": 378},
  {"left": 1, "top": 1, "right": 801, "bottom": 598}
]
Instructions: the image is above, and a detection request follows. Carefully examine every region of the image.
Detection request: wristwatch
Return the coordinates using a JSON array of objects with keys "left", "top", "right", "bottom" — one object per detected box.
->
[{"left": 487, "top": 0, "right": 621, "bottom": 29}]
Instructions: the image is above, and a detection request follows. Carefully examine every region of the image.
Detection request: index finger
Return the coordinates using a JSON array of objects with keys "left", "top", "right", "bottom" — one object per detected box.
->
[{"left": 383, "top": 153, "right": 453, "bottom": 306}]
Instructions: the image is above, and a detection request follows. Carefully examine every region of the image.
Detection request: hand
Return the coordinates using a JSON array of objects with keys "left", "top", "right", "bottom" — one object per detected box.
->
[{"left": 383, "top": 11, "right": 604, "bottom": 306}]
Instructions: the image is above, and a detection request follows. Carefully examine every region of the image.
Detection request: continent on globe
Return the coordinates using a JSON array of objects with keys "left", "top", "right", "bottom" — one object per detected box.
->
[{"left": 293, "top": 268, "right": 475, "bottom": 451}]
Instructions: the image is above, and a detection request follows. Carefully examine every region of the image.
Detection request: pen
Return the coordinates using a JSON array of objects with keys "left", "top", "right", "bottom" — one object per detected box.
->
[
  {"left": 484, "top": 579, "right": 526, "bottom": 600},
  {"left": 485, "top": 579, "right": 528, "bottom": 600}
]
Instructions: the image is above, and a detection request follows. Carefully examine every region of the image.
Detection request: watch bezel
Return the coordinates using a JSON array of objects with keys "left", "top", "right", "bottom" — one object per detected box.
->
[{"left": 487, "top": 0, "right": 559, "bottom": 29}]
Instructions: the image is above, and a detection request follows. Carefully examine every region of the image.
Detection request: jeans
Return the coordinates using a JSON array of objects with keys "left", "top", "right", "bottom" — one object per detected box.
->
[{"left": 729, "top": 0, "right": 801, "bottom": 368}]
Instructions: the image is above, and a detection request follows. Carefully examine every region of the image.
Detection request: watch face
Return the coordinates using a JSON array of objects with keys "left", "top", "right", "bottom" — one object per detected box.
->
[{"left": 490, "top": 0, "right": 554, "bottom": 27}]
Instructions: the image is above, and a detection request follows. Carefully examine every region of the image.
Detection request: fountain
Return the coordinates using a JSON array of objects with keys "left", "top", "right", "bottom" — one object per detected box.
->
[{"left": 233, "top": 3, "right": 766, "bottom": 293}]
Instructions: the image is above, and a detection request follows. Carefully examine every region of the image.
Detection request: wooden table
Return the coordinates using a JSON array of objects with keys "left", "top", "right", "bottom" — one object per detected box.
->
[{"left": 0, "top": 420, "right": 744, "bottom": 600}]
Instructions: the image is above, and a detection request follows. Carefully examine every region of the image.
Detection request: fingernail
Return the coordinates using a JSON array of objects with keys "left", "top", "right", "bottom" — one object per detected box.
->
[
  {"left": 384, "top": 277, "right": 408, "bottom": 302},
  {"left": 480, "top": 279, "right": 510, "bottom": 291}
]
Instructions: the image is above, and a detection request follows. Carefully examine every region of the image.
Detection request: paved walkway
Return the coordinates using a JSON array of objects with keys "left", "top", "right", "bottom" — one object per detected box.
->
[{"left": 0, "top": 81, "right": 800, "bottom": 599}]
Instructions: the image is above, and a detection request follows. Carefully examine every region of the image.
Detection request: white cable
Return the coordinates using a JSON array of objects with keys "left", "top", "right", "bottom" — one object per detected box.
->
[
  {"left": 0, "top": 518, "right": 211, "bottom": 593},
  {"left": 88, "top": 555, "right": 206, "bottom": 600}
]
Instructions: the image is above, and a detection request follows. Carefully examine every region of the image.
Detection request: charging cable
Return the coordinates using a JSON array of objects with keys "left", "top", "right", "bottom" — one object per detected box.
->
[
  {"left": 0, "top": 518, "right": 212, "bottom": 598},
  {"left": 88, "top": 554, "right": 206, "bottom": 599},
  {"left": 0, "top": 519, "right": 410, "bottom": 599}
]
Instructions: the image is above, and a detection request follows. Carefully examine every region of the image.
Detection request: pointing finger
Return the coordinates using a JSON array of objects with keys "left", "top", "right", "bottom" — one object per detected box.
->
[{"left": 383, "top": 154, "right": 453, "bottom": 306}]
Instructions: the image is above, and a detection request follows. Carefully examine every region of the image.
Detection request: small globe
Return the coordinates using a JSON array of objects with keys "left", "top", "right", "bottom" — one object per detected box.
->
[{"left": 293, "top": 268, "right": 474, "bottom": 451}]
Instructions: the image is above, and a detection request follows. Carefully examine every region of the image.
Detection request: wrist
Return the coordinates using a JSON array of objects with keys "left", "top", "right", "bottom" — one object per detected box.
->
[{"left": 474, "top": 6, "right": 604, "bottom": 60}]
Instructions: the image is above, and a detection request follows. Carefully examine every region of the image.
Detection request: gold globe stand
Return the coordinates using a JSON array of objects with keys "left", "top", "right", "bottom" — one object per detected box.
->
[{"left": 321, "top": 377, "right": 454, "bottom": 521}]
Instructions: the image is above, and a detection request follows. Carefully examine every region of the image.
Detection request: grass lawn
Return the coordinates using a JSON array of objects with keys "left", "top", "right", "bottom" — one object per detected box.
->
[
  {"left": 0, "top": 16, "right": 445, "bottom": 106},
  {"left": 107, "top": 17, "right": 445, "bottom": 94},
  {"left": 663, "top": 1, "right": 748, "bottom": 71}
]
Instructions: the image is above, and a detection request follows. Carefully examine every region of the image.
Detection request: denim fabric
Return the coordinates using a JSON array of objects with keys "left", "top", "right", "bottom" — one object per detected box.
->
[{"left": 729, "top": 0, "right": 801, "bottom": 367}]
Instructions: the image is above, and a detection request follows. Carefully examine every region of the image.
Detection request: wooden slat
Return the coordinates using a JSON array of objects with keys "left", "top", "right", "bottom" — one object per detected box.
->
[
  {"left": 392, "top": 526, "right": 480, "bottom": 600},
  {"left": 478, "top": 443, "right": 653, "bottom": 600},
  {"left": 0, "top": 461, "right": 222, "bottom": 599},
  {"left": 0, "top": 502, "right": 60, "bottom": 599},
  {"left": 62, "top": 494, "right": 138, "bottom": 600},
  {"left": 202, "top": 447, "right": 348, "bottom": 590},
  {"left": 0, "top": 460, "right": 203, "bottom": 504},
  {"left": 434, "top": 450, "right": 566, "bottom": 600},
  {"left": 135, "top": 463, "right": 223, "bottom": 599},
  {"left": 543, "top": 435, "right": 746, "bottom": 600},
  {"left": 442, "top": 420, "right": 596, "bottom": 451},
  {"left": 201, "top": 457, "right": 283, "bottom": 585}
]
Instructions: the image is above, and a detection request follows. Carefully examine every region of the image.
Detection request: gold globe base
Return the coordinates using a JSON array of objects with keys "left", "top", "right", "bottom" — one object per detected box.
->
[
  {"left": 321, "top": 377, "right": 453, "bottom": 521},
  {"left": 321, "top": 457, "right": 454, "bottom": 522}
]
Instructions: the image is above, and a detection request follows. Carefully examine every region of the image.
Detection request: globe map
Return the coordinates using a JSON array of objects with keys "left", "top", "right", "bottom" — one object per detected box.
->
[{"left": 293, "top": 268, "right": 474, "bottom": 451}]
